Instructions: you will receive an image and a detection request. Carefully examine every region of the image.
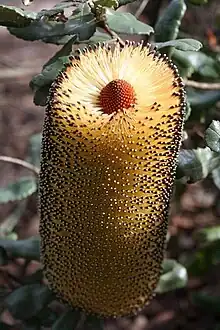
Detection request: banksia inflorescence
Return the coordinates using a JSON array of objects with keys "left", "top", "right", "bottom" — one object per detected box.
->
[{"left": 39, "top": 41, "right": 185, "bottom": 317}]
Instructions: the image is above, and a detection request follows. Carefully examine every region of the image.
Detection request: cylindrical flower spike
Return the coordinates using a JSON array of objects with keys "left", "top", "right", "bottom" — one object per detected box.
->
[{"left": 39, "top": 41, "right": 185, "bottom": 317}]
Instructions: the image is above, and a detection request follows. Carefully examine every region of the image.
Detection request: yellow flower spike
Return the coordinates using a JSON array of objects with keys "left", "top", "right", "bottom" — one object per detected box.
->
[{"left": 39, "top": 41, "right": 185, "bottom": 318}]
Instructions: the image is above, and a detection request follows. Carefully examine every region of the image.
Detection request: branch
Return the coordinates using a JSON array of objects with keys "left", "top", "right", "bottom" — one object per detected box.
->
[
  {"left": 102, "top": 22, "right": 125, "bottom": 47},
  {"left": 185, "top": 80, "right": 220, "bottom": 90},
  {"left": 135, "top": 0, "right": 150, "bottom": 18},
  {"left": 0, "top": 156, "right": 39, "bottom": 176}
]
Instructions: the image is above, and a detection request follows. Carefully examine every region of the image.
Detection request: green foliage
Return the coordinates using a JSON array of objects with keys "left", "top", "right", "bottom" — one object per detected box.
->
[
  {"left": 177, "top": 147, "right": 220, "bottom": 182},
  {"left": 0, "top": 5, "right": 36, "bottom": 27},
  {"left": 155, "top": 0, "right": 186, "bottom": 42},
  {"left": 105, "top": 9, "right": 153, "bottom": 35},
  {"left": 0, "top": 177, "right": 37, "bottom": 204},
  {"left": 0, "top": 0, "right": 220, "bottom": 328},
  {"left": 155, "top": 38, "right": 202, "bottom": 52},
  {"left": 156, "top": 259, "right": 188, "bottom": 293}
]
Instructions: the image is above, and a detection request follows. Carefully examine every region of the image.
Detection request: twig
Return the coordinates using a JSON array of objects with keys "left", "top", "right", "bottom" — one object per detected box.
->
[
  {"left": 0, "top": 156, "right": 39, "bottom": 176},
  {"left": 185, "top": 80, "right": 220, "bottom": 90},
  {"left": 103, "top": 22, "right": 125, "bottom": 47},
  {"left": 135, "top": 0, "right": 150, "bottom": 18}
]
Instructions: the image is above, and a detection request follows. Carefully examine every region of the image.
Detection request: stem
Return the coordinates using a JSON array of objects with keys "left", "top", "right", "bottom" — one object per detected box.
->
[
  {"left": 184, "top": 80, "right": 220, "bottom": 90},
  {"left": 0, "top": 156, "right": 39, "bottom": 176},
  {"left": 103, "top": 22, "right": 125, "bottom": 46}
]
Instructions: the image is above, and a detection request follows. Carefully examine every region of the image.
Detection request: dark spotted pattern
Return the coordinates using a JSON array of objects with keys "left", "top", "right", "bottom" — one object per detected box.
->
[{"left": 39, "top": 42, "right": 185, "bottom": 317}]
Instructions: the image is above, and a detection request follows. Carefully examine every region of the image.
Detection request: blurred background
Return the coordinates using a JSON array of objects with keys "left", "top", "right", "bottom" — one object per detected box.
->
[{"left": 1, "top": 0, "right": 220, "bottom": 329}]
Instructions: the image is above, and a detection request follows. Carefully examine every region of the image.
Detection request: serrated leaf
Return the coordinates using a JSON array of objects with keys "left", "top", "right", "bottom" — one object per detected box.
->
[
  {"left": 31, "top": 37, "right": 78, "bottom": 106},
  {"left": 177, "top": 147, "right": 220, "bottom": 182},
  {"left": 0, "top": 237, "right": 40, "bottom": 260},
  {"left": 105, "top": 9, "right": 154, "bottom": 35},
  {"left": 156, "top": 38, "right": 202, "bottom": 52},
  {"left": 31, "top": 56, "right": 69, "bottom": 90},
  {"left": 5, "top": 284, "right": 53, "bottom": 320},
  {"left": 154, "top": 0, "right": 186, "bottom": 42},
  {"left": 8, "top": 12, "right": 95, "bottom": 44},
  {"left": 156, "top": 259, "right": 188, "bottom": 293},
  {"left": 0, "top": 177, "right": 37, "bottom": 204},
  {"left": 0, "top": 5, "right": 36, "bottom": 28},
  {"left": 45, "top": 36, "right": 77, "bottom": 68},
  {"left": 205, "top": 120, "right": 220, "bottom": 153}
]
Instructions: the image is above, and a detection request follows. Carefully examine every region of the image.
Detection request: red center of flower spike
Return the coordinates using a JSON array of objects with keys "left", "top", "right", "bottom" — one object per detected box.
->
[{"left": 99, "top": 79, "right": 136, "bottom": 114}]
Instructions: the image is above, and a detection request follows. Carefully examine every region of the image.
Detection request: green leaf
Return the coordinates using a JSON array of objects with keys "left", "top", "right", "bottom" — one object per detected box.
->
[
  {"left": 0, "top": 177, "right": 37, "bottom": 204},
  {"left": 177, "top": 147, "right": 220, "bottom": 182},
  {"left": 196, "top": 226, "right": 220, "bottom": 244},
  {"left": 5, "top": 284, "right": 53, "bottom": 320},
  {"left": 105, "top": 9, "right": 154, "bottom": 35},
  {"left": 187, "top": 88, "right": 220, "bottom": 110},
  {"left": 154, "top": 0, "right": 186, "bottom": 42},
  {"left": 44, "top": 36, "right": 77, "bottom": 68},
  {"left": 185, "top": 98, "right": 192, "bottom": 121},
  {"left": 205, "top": 120, "right": 220, "bottom": 153},
  {"left": 0, "top": 202, "right": 26, "bottom": 237},
  {"left": 172, "top": 50, "right": 194, "bottom": 78},
  {"left": 86, "top": 30, "right": 112, "bottom": 43},
  {"left": 188, "top": 240, "right": 220, "bottom": 276},
  {"left": 33, "top": 84, "right": 51, "bottom": 107},
  {"left": 52, "top": 310, "right": 83, "bottom": 330},
  {"left": 174, "top": 50, "right": 220, "bottom": 79},
  {"left": 31, "top": 56, "right": 69, "bottom": 90},
  {"left": 156, "top": 38, "right": 202, "bottom": 52},
  {"left": 118, "top": 0, "right": 136, "bottom": 6},
  {"left": 156, "top": 259, "right": 188, "bottom": 293},
  {"left": 27, "top": 133, "right": 42, "bottom": 168},
  {"left": 8, "top": 11, "right": 96, "bottom": 44},
  {"left": 212, "top": 166, "right": 220, "bottom": 190},
  {"left": 31, "top": 37, "right": 78, "bottom": 106},
  {"left": 0, "top": 237, "right": 40, "bottom": 260},
  {"left": 94, "top": 0, "right": 119, "bottom": 9},
  {"left": 0, "top": 5, "right": 36, "bottom": 28}
]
